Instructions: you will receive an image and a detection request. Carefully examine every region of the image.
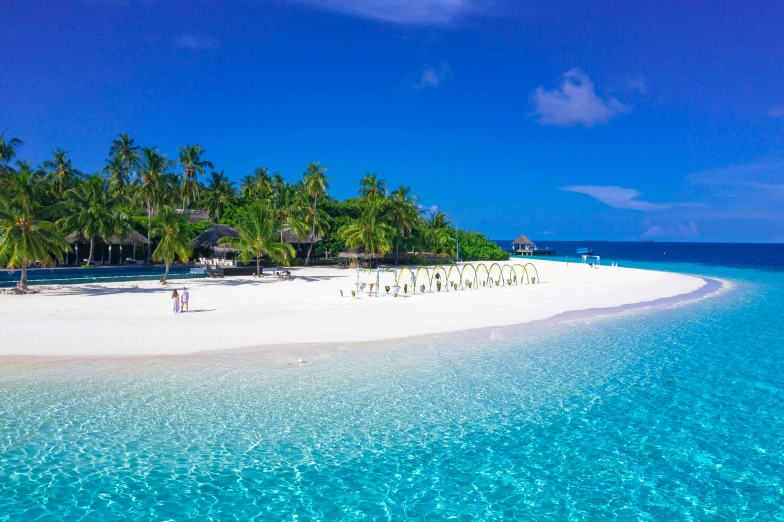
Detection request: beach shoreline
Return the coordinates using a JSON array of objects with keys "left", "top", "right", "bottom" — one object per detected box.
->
[{"left": 0, "top": 260, "right": 718, "bottom": 359}]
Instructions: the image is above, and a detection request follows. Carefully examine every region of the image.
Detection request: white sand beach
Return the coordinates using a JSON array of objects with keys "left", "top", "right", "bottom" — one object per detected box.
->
[{"left": 0, "top": 260, "right": 709, "bottom": 357}]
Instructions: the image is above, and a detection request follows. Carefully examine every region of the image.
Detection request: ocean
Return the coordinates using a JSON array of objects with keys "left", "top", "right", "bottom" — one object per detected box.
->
[{"left": 1, "top": 242, "right": 783, "bottom": 519}]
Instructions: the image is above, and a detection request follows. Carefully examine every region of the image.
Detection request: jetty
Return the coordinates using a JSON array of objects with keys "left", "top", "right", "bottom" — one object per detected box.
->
[{"left": 511, "top": 234, "right": 557, "bottom": 256}]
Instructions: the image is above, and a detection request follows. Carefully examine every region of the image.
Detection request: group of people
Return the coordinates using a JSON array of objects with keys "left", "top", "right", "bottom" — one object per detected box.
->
[{"left": 170, "top": 287, "right": 190, "bottom": 315}]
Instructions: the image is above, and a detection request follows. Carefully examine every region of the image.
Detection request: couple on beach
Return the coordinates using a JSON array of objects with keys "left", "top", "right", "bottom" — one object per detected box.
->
[{"left": 170, "top": 287, "right": 190, "bottom": 315}]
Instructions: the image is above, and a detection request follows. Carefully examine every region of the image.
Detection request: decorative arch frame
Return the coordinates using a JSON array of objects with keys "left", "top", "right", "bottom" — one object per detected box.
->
[
  {"left": 461, "top": 264, "right": 477, "bottom": 289},
  {"left": 446, "top": 265, "right": 463, "bottom": 290},
  {"left": 475, "top": 263, "right": 490, "bottom": 288},
  {"left": 488, "top": 262, "right": 503, "bottom": 287},
  {"left": 431, "top": 266, "right": 448, "bottom": 292},
  {"left": 524, "top": 263, "right": 539, "bottom": 284},
  {"left": 397, "top": 267, "right": 414, "bottom": 294},
  {"left": 501, "top": 264, "right": 515, "bottom": 286},
  {"left": 512, "top": 264, "right": 529, "bottom": 285},
  {"left": 414, "top": 266, "right": 431, "bottom": 294}
]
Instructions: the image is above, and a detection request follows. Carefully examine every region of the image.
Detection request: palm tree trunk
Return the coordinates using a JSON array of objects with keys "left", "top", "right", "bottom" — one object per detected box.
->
[
  {"left": 256, "top": 255, "right": 261, "bottom": 277},
  {"left": 19, "top": 260, "right": 28, "bottom": 291},
  {"left": 395, "top": 239, "right": 400, "bottom": 265},
  {"left": 146, "top": 202, "right": 152, "bottom": 262},
  {"left": 163, "top": 262, "right": 170, "bottom": 284},
  {"left": 88, "top": 239, "right": 95, "bottom": 265},
  {"left": 305, "top": 196, "right": 317, "bottom": 266}
]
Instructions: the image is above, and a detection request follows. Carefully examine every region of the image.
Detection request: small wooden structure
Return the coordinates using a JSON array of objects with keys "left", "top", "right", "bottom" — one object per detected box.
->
[
  {"left": 193, "top": 224, "right": 241, "bottom": 266},
  {"left": 511, "top": 234, "right": 536, "bottom": 255},
  {"left": 582, "top": 254, "right": 601, "bottom": 267},
  {"left": 338, "top": 246, "right": 381, "bottom": 268},
  {"left": 65, "top": 231, "right": 150, "bottom": 265}
]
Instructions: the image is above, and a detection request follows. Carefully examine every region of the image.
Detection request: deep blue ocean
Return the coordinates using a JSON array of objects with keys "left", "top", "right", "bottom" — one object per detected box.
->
[{"left": 1, "top": 242, "right": 783, "bottom": 520}]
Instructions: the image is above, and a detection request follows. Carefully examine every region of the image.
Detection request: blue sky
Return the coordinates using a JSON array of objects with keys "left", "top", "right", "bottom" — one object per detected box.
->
[{"left": 2, "top": 0, "right": 783, "bottom": 242}]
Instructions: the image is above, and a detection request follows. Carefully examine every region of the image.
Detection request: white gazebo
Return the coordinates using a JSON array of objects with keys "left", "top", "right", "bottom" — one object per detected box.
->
[{"left": 582, "top": 255, "right": 600, "bottom": 267}]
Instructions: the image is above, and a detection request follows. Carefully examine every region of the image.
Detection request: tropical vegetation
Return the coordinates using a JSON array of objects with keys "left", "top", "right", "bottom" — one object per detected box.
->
[{"left": 0, "top": 132, "right": 507, "bottom": 289}]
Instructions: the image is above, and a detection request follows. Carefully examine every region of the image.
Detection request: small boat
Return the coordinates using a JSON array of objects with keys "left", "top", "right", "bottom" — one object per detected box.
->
[{"left": 576, "top": 247, "right": 593, "bottom": 255}]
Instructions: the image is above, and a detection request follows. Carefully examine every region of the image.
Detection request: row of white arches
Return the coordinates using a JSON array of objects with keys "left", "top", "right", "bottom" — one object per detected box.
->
[{"left": 394, "top": 263, "right": 540, "bottom": 294}]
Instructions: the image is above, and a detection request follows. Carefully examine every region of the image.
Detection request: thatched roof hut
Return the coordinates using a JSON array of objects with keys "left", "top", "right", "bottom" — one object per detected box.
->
[
  {"left": 193, "top": 224, "right": 239, "bottom": 248},
  {"left": 512, "top": 234, "right": 535, "bottom": 247},
  {"left": 65, "top": 231, "right": 149, "bottom": 245},
  {"left": 192, "top": 224, "right": 242, "bottom": 255}
]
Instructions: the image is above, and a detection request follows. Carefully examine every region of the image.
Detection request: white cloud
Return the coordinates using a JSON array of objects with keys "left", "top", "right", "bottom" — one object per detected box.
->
[
  {"left": 413, "top": 62, "right": 450, "bottom": 89},
  {"left": 418, "top": 204, "right": 439, "bottom": 214},
  {"left": 531, "top": 69, "right": 628, "bottom": 127},
  {"left": 641, "top": 220, "right": 699, "bottom": 240},
  {"left": 769, "top": 106, "right": 784, "bottom": 118},
  {"left": 626, "top": 73, "right": 647, "bottom": 95},
  {"left": 560, "top": 185, "right": 669, "bottom": 211},
  {"left": 689, "top": 161, "right": 784, "bottom": 199},
  {"left": 293, "top": 0, "right": 480, "bottom": 25},
  {"left": 176, "top": 34, "right": 219, "bottom": 50}
]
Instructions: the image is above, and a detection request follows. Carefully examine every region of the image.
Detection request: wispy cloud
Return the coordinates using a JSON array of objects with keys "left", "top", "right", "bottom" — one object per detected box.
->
[
  {"left": 689, "top": 161, "right": 784, "bottom": 200},
  {"left": 769, "top": 106, "right": 784, "bottom": 118},
  {"left": 626, "top": 73, "right": 647, "bottom": 95},
  {"left": 641, "top": 220, "right": 699, "bottom": 240},
  {"left": 418, "top": 204, "right": 439, "bottom": 214},
  {"left": 531, "top": 69, "right": 628, "bottom": 127},
  {"left": 293, "top": 0, "right": 482, "bottom": 25},
  {"left": 560, "top": 185, "right": 670, "bottom": 211},
  {"left": 413, "top": 62, "right": 450, "bottom": 89},
  {"left": 175, "top": 34, "right": 219, "bottom": 50}
]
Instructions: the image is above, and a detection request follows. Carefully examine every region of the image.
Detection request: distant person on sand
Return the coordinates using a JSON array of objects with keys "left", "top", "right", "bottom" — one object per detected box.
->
[
  {"left": 170, "top": 289, "right": 181, "bottom": 315},
  {"left": 181, "top": 287, "right": 189, "bottom": 313}
]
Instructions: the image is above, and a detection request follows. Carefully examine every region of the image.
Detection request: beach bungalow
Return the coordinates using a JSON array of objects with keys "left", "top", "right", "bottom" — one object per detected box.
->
[
  {"left": 64, "top": 231, "right": 150, "bottom": 266},
  {"left": 511, "top": 234, "right": 536, "bottom": 255},
  {"left": 193, "top": 224, "right": 241, "bottom": 266},
  {"left": 338, "top": 246, "right": 381, "bottom": 268}
]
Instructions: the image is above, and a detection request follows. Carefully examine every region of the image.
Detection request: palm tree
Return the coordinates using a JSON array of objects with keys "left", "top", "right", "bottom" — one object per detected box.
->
[
  {"left": 103, "top": 156, "right": 131, "bottom": 196},
  {"left": 389, "top": 185, "right": 420, "bottom": 264},
  {"left": 271, "top": 180, "right": 308, "bottom": 248},
  {"left": 60, "top": 174, "right": 129, "bottom": 265},
  {"left": 240, "top": 174, "right": 257, "bottom": 200},
  {"left": 218, "top": 202, "right": 295, "bottom": 275},
  {"left": 240, "top": 167, "right": 273, "bottom": 201},
  {"left": 302, "top": 162, "right": 330, "bottom": 265},
  {"left": 108, "top": 134, "right": 140, "bottom": 190},
  {"left": 178, "top": 144, "right": 213, "bottom": 211},
  {"left": 137, "top": 147, "right": 175, "bottom": 261},
  {"left": 0, "top": 168, "right": 69, "bottom": 291},
  {"left": 359, "top": 173, "right": 387, "bottom": 201},
  {"left": 0, "top": 132, "right": 23, "bottom": 173},
  {"left": 42, "top": 148, "right": 81, "bottom": 197},
  {"left": 338, "top": 200, "right": 394, "bottom": 265},
  {"left": 424, "top": 210, "right": 453, "bottom": 255},
  {"left": 151, "top": 207, "right": 192, "bottom": 284},
  {"left": 204, "top": 170, "right": 236, "bottom": 222}
]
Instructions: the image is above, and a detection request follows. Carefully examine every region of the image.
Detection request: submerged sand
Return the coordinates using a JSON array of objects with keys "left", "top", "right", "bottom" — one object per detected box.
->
[{"left": 0, "top": 260, "right": 708, "bottom": 357}]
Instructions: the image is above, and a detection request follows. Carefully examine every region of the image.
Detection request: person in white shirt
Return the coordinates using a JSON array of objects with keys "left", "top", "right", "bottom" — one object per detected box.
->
[{"left": 181, "top": 287, "right": 190, "bottom": 313}]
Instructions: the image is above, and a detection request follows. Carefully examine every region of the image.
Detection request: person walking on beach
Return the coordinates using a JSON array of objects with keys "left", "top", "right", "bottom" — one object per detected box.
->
[
  {"left": 181, "top": 287, "right": 189, "bottom": 313},
  {"left": 170, "top": 289, "right": 181, "bottom": 315}
]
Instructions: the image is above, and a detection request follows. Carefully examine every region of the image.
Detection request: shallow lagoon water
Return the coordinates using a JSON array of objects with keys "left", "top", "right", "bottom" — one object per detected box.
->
[{"left": 1, "top": 261, "right": 783, "bottom": 520}]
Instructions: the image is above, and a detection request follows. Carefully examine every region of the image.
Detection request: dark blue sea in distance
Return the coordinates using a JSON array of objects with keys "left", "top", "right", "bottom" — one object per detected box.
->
[
  {"left": 2, "top": 241, "right": 784, "bottom": 519},
  {"left": 494, "top": 240, "right": 784, "bottom": 271}
]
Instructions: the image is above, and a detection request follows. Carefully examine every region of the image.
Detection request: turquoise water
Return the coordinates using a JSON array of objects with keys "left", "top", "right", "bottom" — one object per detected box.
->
[{"left": 1, "top": 261, "right": 783, "bottom": 519}]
